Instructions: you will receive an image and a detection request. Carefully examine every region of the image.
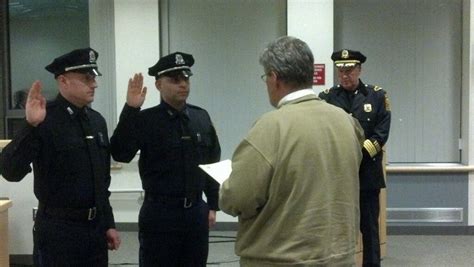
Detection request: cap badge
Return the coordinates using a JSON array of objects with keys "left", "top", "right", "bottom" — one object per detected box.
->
[
  {"left": 364, "top": 104, "right": 372, "bottom": 112},
  {"left": 342, "top": 50, "right": 349, "bottom": 59},
  {"left": 89, "top": 50, "right": 96, "bottom": 63},
  {"left": 175, "top": 54, "right": 185, "bottom": 65}
]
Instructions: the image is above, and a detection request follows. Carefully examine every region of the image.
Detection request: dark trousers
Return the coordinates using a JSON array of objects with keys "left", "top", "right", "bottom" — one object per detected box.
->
[
  {"left": 360, "top": 189, "right": 381, "bottom": 267},
  {"left": 138, "top": 198, "right": 209, "bottom": 267},
  {"left": 33, "top": 213, "right": 108, "bottom": 267}
]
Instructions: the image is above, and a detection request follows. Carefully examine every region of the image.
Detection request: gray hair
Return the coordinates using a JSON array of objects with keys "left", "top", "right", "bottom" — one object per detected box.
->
[{"left": 259, "top": 36, "right": 314, "bottom": 88}]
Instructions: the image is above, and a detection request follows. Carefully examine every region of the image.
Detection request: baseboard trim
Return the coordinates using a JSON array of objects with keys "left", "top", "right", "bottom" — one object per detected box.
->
[
  {"left": 115, "top": 221, "right": 239, "bottom": 231},
  {"left": 116, "top": 222, "right": 474, "bottom": 235},
  {"left": 10, "top": 254, "right": 33, "bottom": 265},
  {"left": 115, "top": 222, "right": 139, "bottom": 231},
  {"left": 387, "top": 225, "right": 474, "bottom": 235}
]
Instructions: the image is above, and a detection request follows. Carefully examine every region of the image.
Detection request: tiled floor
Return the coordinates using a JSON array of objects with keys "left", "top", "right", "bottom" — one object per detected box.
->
[
  {"left": 108, "top": 231, "right": 474, "bottom": 267},
  {"left": 108, "top": 231, "right": 239, "bottom": 267}
]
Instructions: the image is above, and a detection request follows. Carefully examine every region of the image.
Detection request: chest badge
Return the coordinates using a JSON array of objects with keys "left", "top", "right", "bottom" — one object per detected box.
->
[{"left": 364, "top": 104, "right": 372, "bottom": 112}]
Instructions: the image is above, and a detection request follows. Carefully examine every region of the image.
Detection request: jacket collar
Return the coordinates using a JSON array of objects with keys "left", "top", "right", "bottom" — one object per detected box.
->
[
  {"left": 278, "top": 88, "right": 317, "bottom": 108},
  {"left": 336, "top": 79, "right": 368, "bottom": 96},
  {"left": 56, "top": 94, "right": 89, "bottom": 119},
  {"left": 159, "top": 101, "right": 189, "bottom": 120}
]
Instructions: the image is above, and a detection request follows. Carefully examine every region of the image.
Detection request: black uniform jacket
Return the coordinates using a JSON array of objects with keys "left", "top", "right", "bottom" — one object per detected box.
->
[
  {"left": 0, "top": 94, "right": 115, "bottom": 228},
  {"left": 319, "top": 80, "right": 391, "bottom": 191},
  {"left": 110, "top": 101, "right": 221, "bottom": 210}
]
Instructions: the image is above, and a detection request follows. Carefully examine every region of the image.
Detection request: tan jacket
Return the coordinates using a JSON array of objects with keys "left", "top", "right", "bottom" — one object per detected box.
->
[{"left": 220, "top": 95, "right": 363, "bottom": 266}]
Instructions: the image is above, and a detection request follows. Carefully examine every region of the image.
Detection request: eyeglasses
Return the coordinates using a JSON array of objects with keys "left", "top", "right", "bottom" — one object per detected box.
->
[{"left": 260, "top": 73, "right": 268, "bottom": 82}]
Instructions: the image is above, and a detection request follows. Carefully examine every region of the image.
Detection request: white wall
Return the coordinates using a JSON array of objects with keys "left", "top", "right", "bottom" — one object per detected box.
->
[
  {"left": 114, "top": 0, "right": 161, "bottom": 114},
  {"left": 106, "top": 0, "right": 161, "bottom": 223},
  {"left": 288, "top": 0, "right": 334, "bottom": 93}
]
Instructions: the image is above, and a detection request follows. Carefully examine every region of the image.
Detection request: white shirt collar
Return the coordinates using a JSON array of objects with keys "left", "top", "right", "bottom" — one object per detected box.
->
[{"left": 277, "top": 88, "right": 316, "bottom": 108}]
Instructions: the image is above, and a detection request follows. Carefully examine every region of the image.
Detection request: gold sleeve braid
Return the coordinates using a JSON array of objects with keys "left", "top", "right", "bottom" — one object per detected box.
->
[
  {"left": 384, "top": 93, "right": 391, "bottom": 111},
  {"left": 363, "top": 139, "right": 381, "bottom": 158}
]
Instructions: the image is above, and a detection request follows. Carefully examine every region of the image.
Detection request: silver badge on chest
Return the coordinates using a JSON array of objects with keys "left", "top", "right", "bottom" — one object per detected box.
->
[{"left": 364, "top": 104, "right": 372, "bottom": 112}]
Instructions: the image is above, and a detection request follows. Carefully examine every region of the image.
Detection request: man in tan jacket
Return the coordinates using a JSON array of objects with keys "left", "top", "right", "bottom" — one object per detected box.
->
[{"left": 219, "top": 36, "right": 364, "bottom": 266}]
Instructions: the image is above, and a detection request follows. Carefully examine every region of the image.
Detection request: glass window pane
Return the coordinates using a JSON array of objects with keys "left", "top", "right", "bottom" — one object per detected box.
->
[{"left": 8, "top": 0, "right": 89, "bottom": 109}]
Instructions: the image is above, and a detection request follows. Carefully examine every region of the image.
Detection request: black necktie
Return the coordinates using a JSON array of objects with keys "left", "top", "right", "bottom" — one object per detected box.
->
[
  {"left": 176, "top": 110, "right": 197, "bottom": 200},
  {"left": 78, "top": 109, "right": 103, "bottom": 208}
]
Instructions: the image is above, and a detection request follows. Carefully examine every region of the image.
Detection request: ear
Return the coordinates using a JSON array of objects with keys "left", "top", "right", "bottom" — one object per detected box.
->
[
  {"left": 265, "top": 71, "right": 275, "bottom": 81},
  {"left": 268, "top": 71, "right": 279, "bottom": 87},
  {"left": 57, "top": 75, "right": 68, "bottom": 88},
  {"left": 155, "top": 79, "right": 161, "bottom": 91}
]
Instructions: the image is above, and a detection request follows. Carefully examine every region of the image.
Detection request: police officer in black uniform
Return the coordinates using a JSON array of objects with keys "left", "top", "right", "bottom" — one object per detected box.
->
[
  {"left": 110, "top": 52, "right": 221, "bottom": 266},
  {"left": 0, "top": 48, "right": 120, "bottom": 266},
  {"left": 319, "top": 49, "right": 391, "bottom": 267}
]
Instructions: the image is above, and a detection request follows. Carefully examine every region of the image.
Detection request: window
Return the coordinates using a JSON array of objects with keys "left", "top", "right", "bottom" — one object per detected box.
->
[{"left": 5, "top": 0, "right": 89, "bottom": 138}]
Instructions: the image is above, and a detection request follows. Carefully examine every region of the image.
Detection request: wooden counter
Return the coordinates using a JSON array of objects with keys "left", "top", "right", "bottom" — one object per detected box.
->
[{"left": 0, "top": 200, "right": 13, "bottom": 267}]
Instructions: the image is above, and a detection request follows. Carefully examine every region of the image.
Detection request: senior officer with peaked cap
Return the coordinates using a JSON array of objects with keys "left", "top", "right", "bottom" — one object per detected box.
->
[
  {"left": 0, "top": 47, "right": 120, "bottom": 266},
  {"left": 319, "top": 49, "right": 391, "bottom": 267},
  {"left": 110, "top": 52, "right": 221, "bottom": 266}
]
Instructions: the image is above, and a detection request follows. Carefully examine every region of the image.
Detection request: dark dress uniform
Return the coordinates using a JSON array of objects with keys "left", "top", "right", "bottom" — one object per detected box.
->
[
  {"left": 111, "top": 102, "right": 221, "bottom": 267},
  {"left": 0, "top": 94, "right": 115, "bottom": 266},
  {"left": 319, "top": 80, "right": 391, "bottom": 267},
  {"left": 0, "top": 48, "right": 116, "bottom": 266}
]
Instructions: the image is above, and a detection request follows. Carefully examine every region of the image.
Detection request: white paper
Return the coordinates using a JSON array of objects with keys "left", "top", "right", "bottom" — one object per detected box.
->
[{"left": 199, "top": 159, "right": 232, "bottom": 184}]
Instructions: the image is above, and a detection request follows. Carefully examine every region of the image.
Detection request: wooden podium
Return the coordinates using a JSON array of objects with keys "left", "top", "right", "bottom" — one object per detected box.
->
[
  {"left": 355, "top": 149, "right": 387, "bottom": 266},
  {"left": 0, "top": 200, "right": 13, "bottom": 267}
]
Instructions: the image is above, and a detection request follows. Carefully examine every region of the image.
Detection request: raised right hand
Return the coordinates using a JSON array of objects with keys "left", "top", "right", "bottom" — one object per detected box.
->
[
  {"left": 126, "top": 73, "right": 147, "bottom": 108},
  {"left": 25, "top": 80, "right": 46, "bottom": 127}
]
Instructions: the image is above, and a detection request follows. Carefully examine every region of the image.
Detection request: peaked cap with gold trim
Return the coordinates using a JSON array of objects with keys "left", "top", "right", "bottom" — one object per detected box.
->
[{"left": 331, "top": 49, "right": 366, "bottom": 68}]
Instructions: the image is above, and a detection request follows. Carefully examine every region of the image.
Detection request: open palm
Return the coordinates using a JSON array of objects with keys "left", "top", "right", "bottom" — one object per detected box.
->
[
  {"left": 26, "top": 80, "right": 47, "bottom": 127},
  {"left": 126, "top": 73, "right": 147, "bottom": 108}
]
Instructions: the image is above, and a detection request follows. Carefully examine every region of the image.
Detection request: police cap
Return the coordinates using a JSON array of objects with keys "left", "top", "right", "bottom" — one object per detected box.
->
[
  {"left": 331, "top": 49, "right": 366, "bottom": 68},
  {"left": 45, "top": 48, "right": 102, "bottom": 78},
  {"left": 148, "top": 52, "right": 194, "bottom": 78}
]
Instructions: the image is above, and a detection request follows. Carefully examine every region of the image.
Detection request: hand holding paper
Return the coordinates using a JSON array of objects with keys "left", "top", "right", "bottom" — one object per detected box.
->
[{"left": 199, "top": 159, "right": 232, "bottom": 184}]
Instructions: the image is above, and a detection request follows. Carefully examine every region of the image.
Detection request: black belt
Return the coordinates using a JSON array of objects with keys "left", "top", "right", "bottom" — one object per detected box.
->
[
  {"left": 144, "top": 193, "right": 199, "bottom": 209},
  {"left": 38, "top": 203, "right": 97, "bottom": 222}
]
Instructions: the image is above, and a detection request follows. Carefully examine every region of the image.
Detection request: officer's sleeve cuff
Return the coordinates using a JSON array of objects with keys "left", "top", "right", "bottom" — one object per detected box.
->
[
  {"left": 117, "top": 103, "right": 141, "bottom": 122},
  {"left": 363, "top": 139, "right": 381, "bottom": 158}
]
